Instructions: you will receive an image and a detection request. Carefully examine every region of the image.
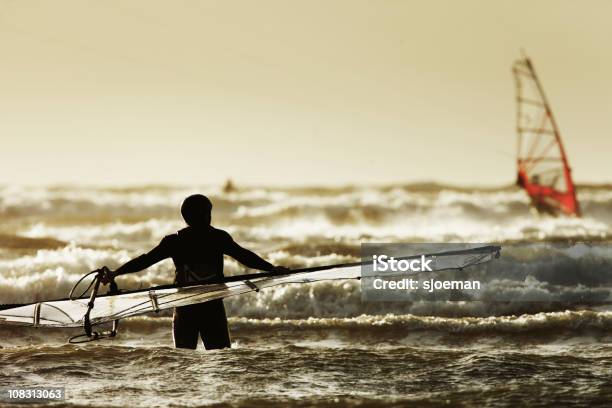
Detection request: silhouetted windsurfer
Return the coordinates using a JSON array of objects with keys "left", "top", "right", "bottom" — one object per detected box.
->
[{"left": 101, "top": 194, "right": 288, "bottom": 350}]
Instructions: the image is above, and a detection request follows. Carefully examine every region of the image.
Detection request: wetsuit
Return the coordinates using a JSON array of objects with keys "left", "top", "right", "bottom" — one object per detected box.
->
[{"left": 114, "top": 226, "right": 274, "bottom": 349}]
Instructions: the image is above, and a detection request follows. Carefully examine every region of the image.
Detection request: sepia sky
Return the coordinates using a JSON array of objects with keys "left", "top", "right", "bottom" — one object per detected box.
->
[{"left": 0, "top": 0, "right": 611, "bottom": 186}]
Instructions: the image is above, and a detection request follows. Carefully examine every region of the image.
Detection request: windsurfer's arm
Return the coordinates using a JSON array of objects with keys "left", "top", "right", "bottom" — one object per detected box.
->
[
  {"left": 224, "top": 234, "right": 287, "bottom": 273},
  {"left": 101, "top": 236, "right": 174, "bottom": 284}
]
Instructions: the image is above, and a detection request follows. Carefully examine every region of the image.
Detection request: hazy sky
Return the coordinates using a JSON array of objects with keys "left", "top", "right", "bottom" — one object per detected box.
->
[{"left": 0, "top": 0, "right": 611, "bottom": 186}]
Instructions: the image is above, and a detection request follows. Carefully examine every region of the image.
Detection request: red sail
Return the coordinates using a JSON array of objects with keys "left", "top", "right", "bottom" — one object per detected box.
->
[{"left": 513, "top": 57, "right": 580, "bottom": 216}]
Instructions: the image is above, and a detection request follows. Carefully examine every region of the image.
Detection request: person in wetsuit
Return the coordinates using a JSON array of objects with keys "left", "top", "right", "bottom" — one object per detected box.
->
[{"left": 101, "top": 194, "right": 288, "bottom": 350}]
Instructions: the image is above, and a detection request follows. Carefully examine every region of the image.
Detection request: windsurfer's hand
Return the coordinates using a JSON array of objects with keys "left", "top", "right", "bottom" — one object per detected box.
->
[
  {"left": 272, "top": 265, "right": 290, "bottom": 274},
  {"left": 100, "top": 268, "right": 116, "bottom": 285}
]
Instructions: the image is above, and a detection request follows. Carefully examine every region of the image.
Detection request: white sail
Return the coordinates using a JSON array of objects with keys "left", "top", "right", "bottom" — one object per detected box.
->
[{"left": 0, "top": 246, "right": 500, "bottom": 329}]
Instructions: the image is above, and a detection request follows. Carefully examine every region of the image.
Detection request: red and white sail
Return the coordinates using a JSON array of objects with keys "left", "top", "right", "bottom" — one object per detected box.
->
[{"left": 513, "top": 56, "right": 580, "bottom": 216}]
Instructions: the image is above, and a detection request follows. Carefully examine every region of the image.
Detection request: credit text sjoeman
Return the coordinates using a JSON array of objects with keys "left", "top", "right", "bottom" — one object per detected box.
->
[{"left": 371, "top": 254, "right": 480, "bottom": 292}]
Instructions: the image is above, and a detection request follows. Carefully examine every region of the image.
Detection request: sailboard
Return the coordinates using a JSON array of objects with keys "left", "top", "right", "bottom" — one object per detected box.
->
[
  {"left": 513, "top": 55, "right": 580, "bottom": 216},
  {"left": 0, "top": 245, "right": 500, "bottom": 342}
]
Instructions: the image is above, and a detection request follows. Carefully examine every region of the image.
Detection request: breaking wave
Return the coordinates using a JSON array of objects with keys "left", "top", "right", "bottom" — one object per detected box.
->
[
  {"left": 1, "top": 184, "right": 611, "bottom": 320},
  {"left": 2, "top": 311, "right": 610, "bottom": 347},
  {"left": 0, "top": 243, "right": 611, "bottom": 318},
  {"left": 0, "top": 184, "right": 609, "bottom": 246}
]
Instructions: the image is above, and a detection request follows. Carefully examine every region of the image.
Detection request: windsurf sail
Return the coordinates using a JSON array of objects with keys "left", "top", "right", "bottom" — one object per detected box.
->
[
  {"left": 513, "top": 56, "right": 580, "bottom": 216},
  {"left": 0, "top": 245, "right": 500, "bottom": 342}
]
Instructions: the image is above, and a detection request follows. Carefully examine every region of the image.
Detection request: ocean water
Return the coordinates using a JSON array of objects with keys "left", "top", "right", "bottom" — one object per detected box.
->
[{"left": 0, "top": 184, "right": 611, "bottom": 407}]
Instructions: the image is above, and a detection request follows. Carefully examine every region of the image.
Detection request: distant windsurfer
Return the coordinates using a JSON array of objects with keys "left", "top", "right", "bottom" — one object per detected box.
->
[
  {"left": 513, "top": 55, "right": 580, "bottom": 216},
  {"left": 101, "top": 194, "right": 289, "bottom": 350}
]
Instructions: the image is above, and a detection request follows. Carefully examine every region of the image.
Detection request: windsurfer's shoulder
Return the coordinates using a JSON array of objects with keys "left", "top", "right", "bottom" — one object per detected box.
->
[
  {"left": 209, "top": 226, "right": 234, "bottom": 243},
  {"left": 173, "top": 226, "right": 234, "bottom": 246},
  {"left": 159, "top": 233, "right": 179, "bottom": 250},
  {"left": 174, "top": 226, "right": 233, "bottom": 244}
]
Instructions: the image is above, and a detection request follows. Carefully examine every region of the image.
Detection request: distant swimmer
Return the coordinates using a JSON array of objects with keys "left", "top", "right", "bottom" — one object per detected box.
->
[
  {"left": 101, "top": 194, "right": 289, "bottom": 350},
  {"left": 222, "top": 179, "right": 236, "bottom": 194}
]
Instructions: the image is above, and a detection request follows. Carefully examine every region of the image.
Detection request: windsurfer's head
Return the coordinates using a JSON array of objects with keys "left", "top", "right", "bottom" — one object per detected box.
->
[{"left": 181, "top": 194, "right": 212, "bottom": 227}]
